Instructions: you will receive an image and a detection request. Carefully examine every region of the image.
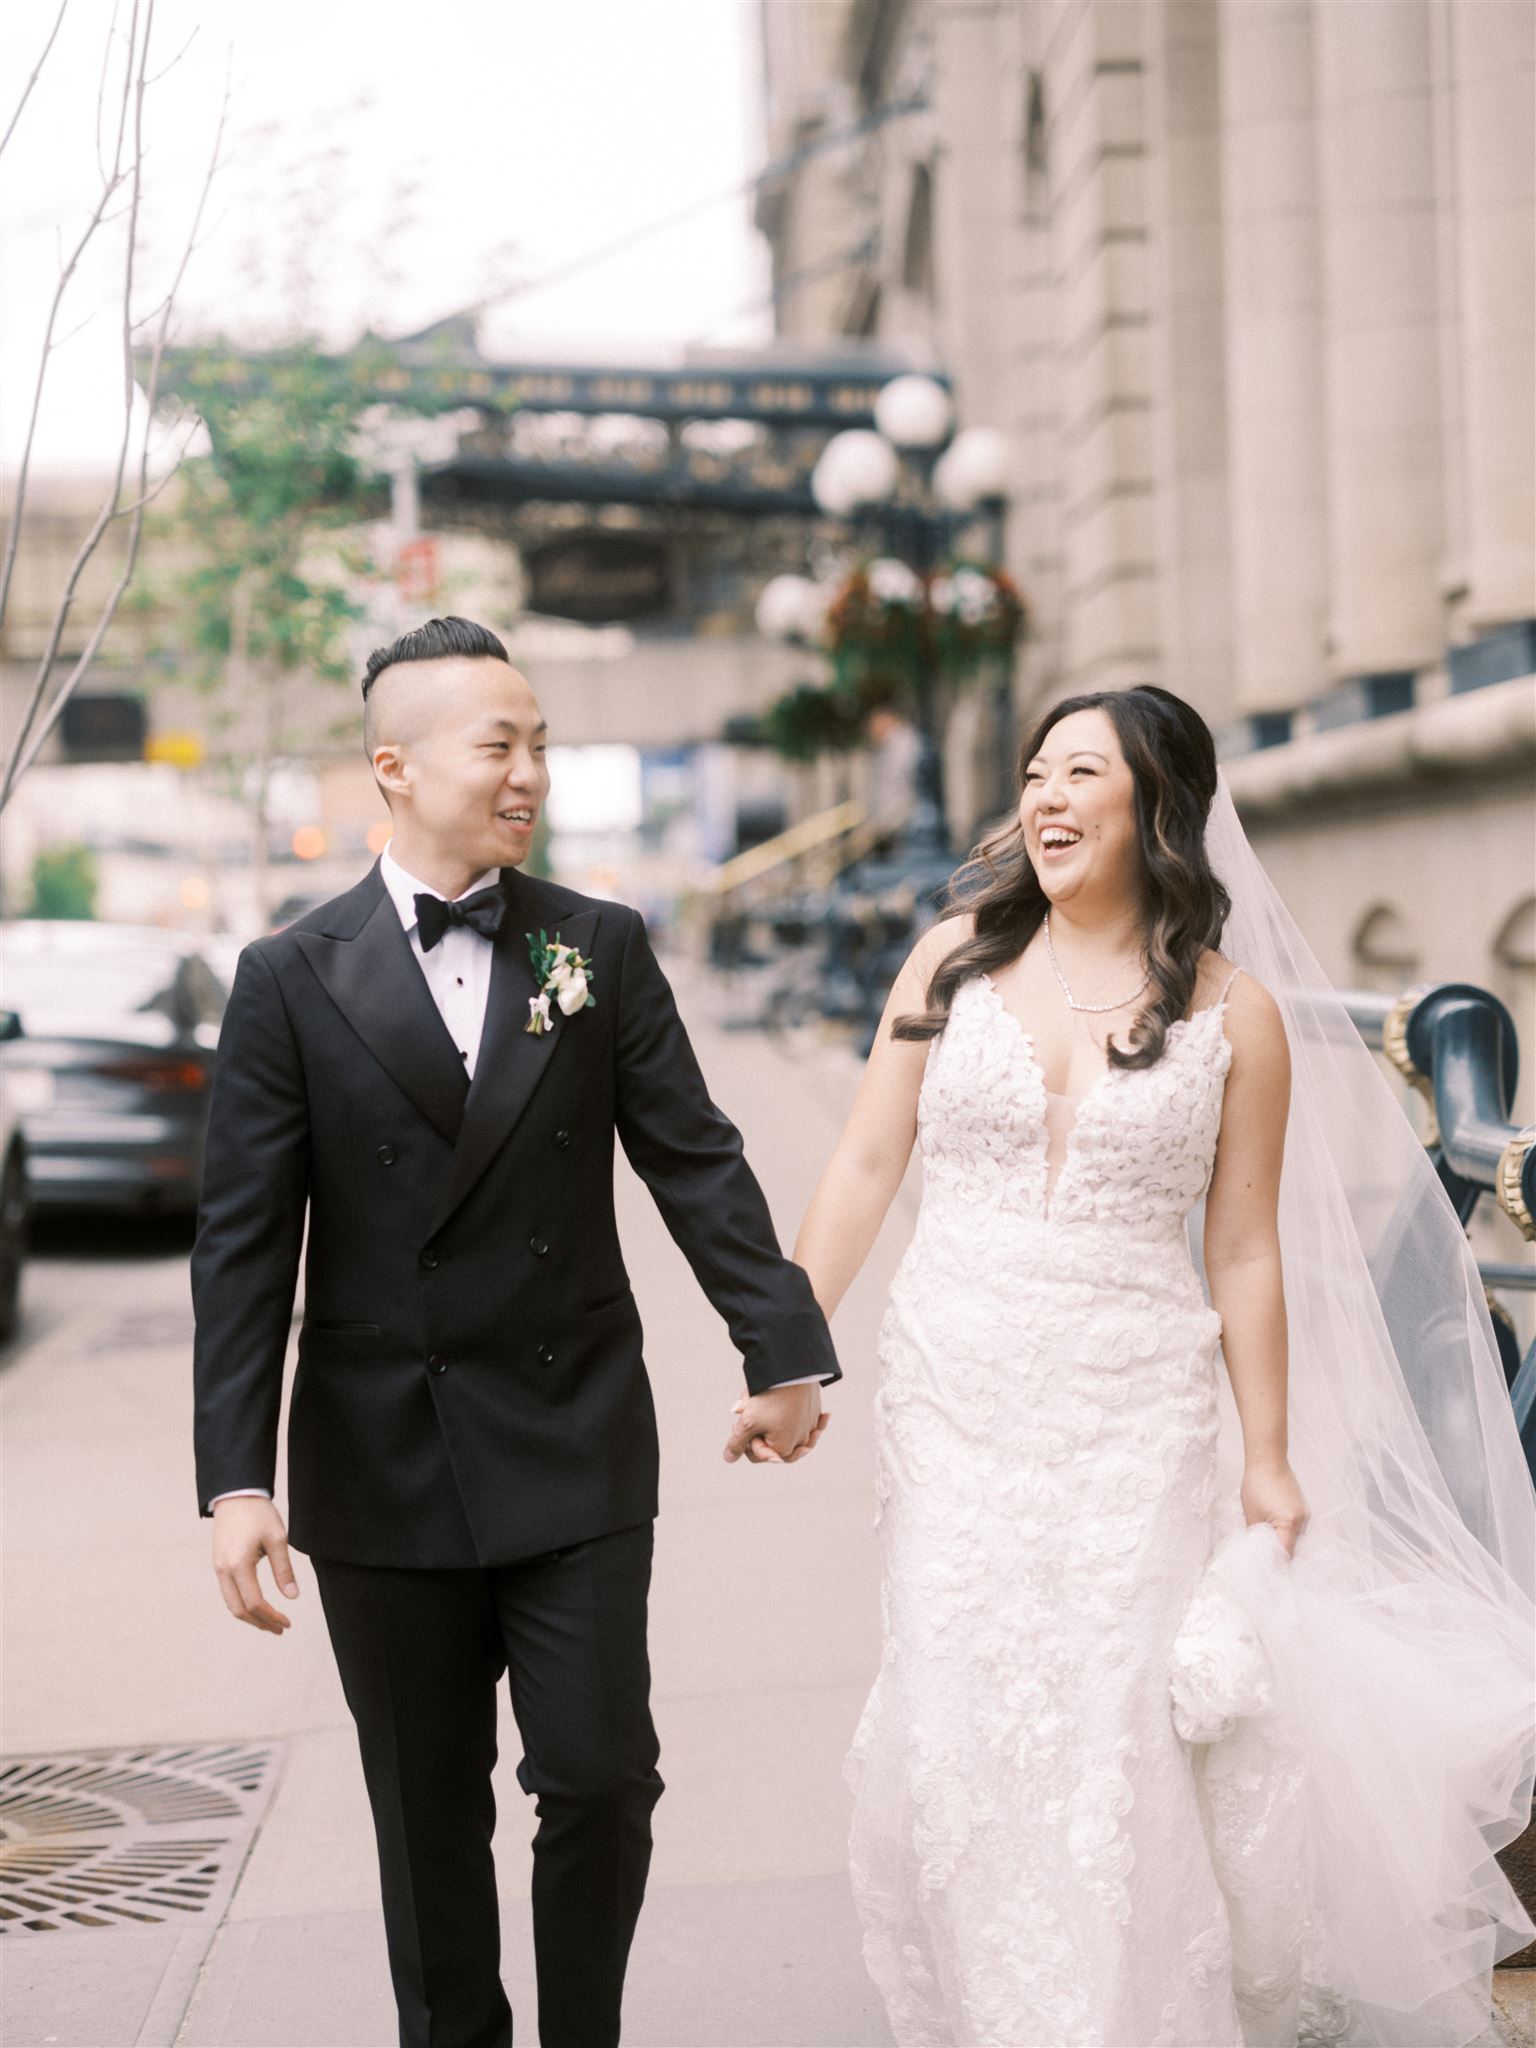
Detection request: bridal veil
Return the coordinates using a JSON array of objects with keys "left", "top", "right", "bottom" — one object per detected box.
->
[{"left": 1176, "top": 770, "right": 1536, "bottom": 2045}]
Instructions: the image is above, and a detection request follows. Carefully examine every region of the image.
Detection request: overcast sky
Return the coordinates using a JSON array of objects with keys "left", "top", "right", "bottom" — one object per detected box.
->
[{"left": 1, "top": 0, "right": 773, "bottom": 475}]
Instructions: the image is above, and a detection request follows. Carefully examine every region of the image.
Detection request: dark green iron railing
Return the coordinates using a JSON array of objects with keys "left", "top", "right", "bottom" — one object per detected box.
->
[{"left": 1349, "top": 983, "right": 1536, "bottom": 1480}]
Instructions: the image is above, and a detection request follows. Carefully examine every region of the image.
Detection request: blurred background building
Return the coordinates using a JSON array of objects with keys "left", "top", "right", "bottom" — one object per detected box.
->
[{"left": 753, "top": 0, "right": 1534, "bottom": 1046}]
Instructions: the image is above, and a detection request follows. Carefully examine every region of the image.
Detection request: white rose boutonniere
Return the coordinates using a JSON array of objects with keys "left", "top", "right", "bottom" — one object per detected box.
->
[{"left": 525, "top": 928, "right": 596, "bottom": 1035}]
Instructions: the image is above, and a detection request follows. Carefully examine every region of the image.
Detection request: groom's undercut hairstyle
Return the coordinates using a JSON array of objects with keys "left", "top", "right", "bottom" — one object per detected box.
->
[{"left": 361, "top": 615, "right": 513, "bottom": 797}]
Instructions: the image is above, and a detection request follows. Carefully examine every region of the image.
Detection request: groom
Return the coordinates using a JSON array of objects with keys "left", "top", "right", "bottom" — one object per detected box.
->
[{"left": 191, "top": 615, "right": 839, "bottom": 2048}]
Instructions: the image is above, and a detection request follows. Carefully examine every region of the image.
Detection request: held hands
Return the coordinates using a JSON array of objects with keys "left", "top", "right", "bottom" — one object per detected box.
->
[
  {"left": 724, "top": 1382, "right": 829, "bottom": 1466},
  {"left": 211, "top": 1496, "right": 300, "bottom": 1635},
  {"left": 1241, "top": 1458, "right": 1310, "bottom": 1558}
]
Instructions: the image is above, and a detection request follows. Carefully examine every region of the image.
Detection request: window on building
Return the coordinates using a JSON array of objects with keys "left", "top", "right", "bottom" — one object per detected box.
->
[
  {"left": 1023, "top": 69, "right": 1048, "bottom": 177},
  {"left": 902, "top": 161, "right": 935, "bottom": 300},
  {"left": 1353, "top": 903, "right": 1421, "bottom": 995},
  {"left": 1491, "top": 896, "right": 1536, "bottom": 1041}
]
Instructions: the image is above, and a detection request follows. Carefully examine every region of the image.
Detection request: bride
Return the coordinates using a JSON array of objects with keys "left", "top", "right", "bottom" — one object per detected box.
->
[{"left": 786, "top": 685, "right": 1535, "bottom": 2047}]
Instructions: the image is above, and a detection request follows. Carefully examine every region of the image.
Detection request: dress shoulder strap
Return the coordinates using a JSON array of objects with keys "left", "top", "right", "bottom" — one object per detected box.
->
[{"left": 1186, "top": 964, "right": 1243, "bottom": 1022}]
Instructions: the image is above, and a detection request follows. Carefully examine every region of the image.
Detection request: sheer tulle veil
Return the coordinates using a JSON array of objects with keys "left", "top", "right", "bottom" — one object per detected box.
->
[{"left": 1182, "top": 769, "right": 1536, "bottom": 2043}]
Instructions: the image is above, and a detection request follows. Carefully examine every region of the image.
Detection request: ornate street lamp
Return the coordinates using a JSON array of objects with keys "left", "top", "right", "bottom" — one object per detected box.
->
[{"left": 802, "top": 378, "right": 1013, "bottom": 847}]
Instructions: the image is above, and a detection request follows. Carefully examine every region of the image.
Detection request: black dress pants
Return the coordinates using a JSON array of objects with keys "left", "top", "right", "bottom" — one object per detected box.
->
[{"left": 312, "top": 1521, "right": 664, "bottom": 2048}]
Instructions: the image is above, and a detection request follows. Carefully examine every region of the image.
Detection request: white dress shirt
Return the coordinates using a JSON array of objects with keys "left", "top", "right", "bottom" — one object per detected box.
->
[
  {"left": 210, "top": 842, "right": 817, "bottom": 1506},
  {"left": 378, "top": 840, "right": 503, "bottom": 1079}
]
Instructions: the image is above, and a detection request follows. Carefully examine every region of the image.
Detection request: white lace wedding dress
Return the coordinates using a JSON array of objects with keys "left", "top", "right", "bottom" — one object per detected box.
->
[{"left": 847, "top": 966, "right": 1343, "bottom": 2048}]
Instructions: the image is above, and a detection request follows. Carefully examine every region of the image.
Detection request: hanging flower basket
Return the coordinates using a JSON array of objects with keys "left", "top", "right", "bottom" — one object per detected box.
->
[
  {"left": 757, "top": 557, "right": 1026, "bottom": 763},
  {"left": 759, "top": 680, "right": 868, "bottom": 762},
  {"left": 826, "top": 557, "right": 1024, "bottom": 692},
  {"left": 925, "top": 563, "right": 1026, "bottom": 679}
]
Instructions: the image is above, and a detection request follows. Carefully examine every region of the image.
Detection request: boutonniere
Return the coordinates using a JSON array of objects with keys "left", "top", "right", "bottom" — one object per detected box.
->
[{"left": 525, "top": 928, "right": 596, "bottom": 1035}]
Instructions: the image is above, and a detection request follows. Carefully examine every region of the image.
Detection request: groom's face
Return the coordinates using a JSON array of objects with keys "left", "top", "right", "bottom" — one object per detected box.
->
[{"left": 370, "top": 656, "right": 550, "bottom": 870}]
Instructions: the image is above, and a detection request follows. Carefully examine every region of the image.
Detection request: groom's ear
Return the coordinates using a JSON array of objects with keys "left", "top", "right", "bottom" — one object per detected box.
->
[{"left": 370, "top": 742, "right": 410, "bottom": 808}]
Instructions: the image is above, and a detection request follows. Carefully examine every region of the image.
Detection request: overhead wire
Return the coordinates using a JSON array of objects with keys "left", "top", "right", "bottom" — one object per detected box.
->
[{"left": 461, "top": 90, "right": 926, "bottom": 315}]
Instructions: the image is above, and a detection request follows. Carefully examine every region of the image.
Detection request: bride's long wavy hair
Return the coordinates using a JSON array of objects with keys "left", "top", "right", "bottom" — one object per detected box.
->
[{"left": 891, "top": 684, "right": 1231, "bottom": 1068}]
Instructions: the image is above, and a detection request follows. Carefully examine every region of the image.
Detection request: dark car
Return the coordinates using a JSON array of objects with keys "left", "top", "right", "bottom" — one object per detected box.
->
[
  {"left": 0, "top": 921, "right": 229, "bottom": 1217},
  {"left": 0, "top": 1006, "right": 30, "bottom": 1340}
]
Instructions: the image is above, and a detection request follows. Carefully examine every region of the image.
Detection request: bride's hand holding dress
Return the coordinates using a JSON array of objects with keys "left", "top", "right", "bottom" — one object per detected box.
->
[{"left": 1240, "top": 1460, "right": 1309, "bottom": 1556}]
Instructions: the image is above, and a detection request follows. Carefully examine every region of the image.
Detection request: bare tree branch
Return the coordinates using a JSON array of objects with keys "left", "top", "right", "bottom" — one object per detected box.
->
[
  {"left": 2, "top": 8, "right": 229, "bottom": 810},
  {"left": 0, "top": 0, "right": 149, "bottom": 803},
  {"left": 95, "top": 2, "right": 123, "bottom": 187},
  {"left": 0, "top": 0, "right": 68, "bottom": 161},
  {"left": 0, "top": 0, "right": 139, "bottom": 638},
  {"left": 145, "top": 21, "right": 198, "bottom": 87},
  {"left": 113, "top": 427, "right": 201, "bottom": 515},
  {"left": 47, "top": 307, "right": 100, "bottom": 353}
]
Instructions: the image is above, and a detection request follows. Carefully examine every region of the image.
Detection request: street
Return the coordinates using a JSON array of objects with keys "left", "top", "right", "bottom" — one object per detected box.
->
[{"left": 1, "top": 967, "right": 911, "bottom": 2048}]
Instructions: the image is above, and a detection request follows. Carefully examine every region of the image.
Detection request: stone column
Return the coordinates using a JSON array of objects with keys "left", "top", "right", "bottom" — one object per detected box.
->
[
  {"left": 1312, "top": 0, "right": 1443, "bottom": 677},
  {"left": 1144, "top": 0, "right": 1233, "bottom": 730},
  {"left": 1000, "top": 0, "right": 1069, "bottom": 715},
  {"left": 1447, "top": 0, "right": 1536, "bottom": 629},
  {"left": 931, "top": 0, "right": 1012, "bottom": 411},
  {"left": 1045, "top": 0, "right": 1161, "bottom": 691},
  {"left": 1218, "top": 0, "right": 1330, "bottom": 713}
]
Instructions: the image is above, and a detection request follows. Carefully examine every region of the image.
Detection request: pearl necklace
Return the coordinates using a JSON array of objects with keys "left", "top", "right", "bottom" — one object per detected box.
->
[{"left": 1043, "top": 910, "right": 1150, "bottom": 1014}]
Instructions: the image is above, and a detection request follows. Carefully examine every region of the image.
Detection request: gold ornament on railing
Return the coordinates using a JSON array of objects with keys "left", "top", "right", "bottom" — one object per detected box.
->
[
  {"left": 1381, "top": 986, "right": 1440, "bottom": 1149},
  {"left": 1495, "top": 1125, "right": 1536, "bottom": 1240}
]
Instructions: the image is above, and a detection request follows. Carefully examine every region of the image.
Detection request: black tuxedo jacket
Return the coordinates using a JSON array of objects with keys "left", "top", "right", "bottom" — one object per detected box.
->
[{"left": 190, "top": 859, "right": 839, "bottom": 1567}]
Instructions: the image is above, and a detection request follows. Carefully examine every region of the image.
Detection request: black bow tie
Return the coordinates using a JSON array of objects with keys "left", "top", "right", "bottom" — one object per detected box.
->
[{"left": 414, "top": 884, "right": 507, "bottom": 953}]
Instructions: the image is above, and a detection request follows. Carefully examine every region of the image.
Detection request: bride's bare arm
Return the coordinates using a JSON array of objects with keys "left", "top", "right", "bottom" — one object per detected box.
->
[
  {"left": 1202, "top": 973, "right": 1299, "bottom": 1501},
  {"left": 792, "top": 917, "right": 970, "bottom": 1319}
]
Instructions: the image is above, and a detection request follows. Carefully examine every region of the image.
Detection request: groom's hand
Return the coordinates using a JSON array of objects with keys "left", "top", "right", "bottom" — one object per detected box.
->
[
  {"left": 724, "top": 1383, "right": 828, "bottom": 1466},
  {"left": 212, "top": 1497, "right": 300, "bottom": 1635}
]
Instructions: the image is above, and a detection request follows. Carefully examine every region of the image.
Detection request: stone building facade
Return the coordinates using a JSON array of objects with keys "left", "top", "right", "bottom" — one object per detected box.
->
[{"left": 753, "top": 0, "right": 1535, "bottom": 1056}]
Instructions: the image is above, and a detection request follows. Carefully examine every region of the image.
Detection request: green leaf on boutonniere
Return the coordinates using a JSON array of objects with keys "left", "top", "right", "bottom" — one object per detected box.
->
[{"left": 525, "top": 926, "right": 596, "bottom": 1034}]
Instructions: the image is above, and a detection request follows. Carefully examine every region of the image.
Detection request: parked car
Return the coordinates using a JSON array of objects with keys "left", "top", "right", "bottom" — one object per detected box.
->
[
  {"left": 0, "top": 1006, "right": 32, "bottom": 1341},
  {"left": 0, "top": 922, "right": 229, "bottom": 1217},
  {"left": 268, "top": 890, "right": 331, "bottom": 933}
]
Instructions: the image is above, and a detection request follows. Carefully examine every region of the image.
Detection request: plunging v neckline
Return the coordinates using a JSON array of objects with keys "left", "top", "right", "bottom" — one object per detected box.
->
[{"left": 971, "top": 973, "right": 1228, "bottom": 1224}]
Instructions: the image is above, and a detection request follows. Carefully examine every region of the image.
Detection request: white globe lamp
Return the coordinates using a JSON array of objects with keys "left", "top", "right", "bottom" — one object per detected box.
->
[
  {"left": 933, "top": 426, "right": 1010, "bottom": 510},
  {"left": 873, "top": 373, "right": 953, "bottom": 451},
  {"left": 755, "top": 574, "right": 823, "bottom": 644},
  {"left": 811, "top": 429, "right": 901, "bottom": 517}
]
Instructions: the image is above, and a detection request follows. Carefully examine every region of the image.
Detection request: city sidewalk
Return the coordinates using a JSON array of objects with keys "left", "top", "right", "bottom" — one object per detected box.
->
[
  {"left": 3, "top": 962, "right": 1530, "bottom": 2047},
  {"left": 2, "top": 966, "right": 907, "bottom": 2048}
]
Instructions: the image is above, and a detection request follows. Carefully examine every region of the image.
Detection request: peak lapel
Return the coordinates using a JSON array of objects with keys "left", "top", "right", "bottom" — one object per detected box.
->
[
  {"left": 427, "top": 895, "right": 601, "bottom": 1238},
  {"left": 295, "top": 874, "right": 471, "bottom": 1144}
]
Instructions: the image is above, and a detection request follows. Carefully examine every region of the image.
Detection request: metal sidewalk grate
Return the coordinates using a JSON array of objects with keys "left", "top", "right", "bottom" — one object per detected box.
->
[{"left": 0, "top": 1741, "right": 281, "bottom": 1935}]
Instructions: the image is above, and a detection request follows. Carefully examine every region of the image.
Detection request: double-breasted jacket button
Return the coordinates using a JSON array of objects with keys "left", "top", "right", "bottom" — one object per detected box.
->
[
  {"left": 553, "top": 1129, "right": 571, "bottom": 1150},
  {"left": 537, "top": 1343, "right": 555, "bottom": 1367},
  {"left": 419, "top": 1245, "right": 441, "bottom": 1270},
  {"left": 529, "top": 1235, "right": 549, "bottom": 1257},
  {"left": 428, "top": 1354, "right": 448, "bottom": 1376},
  {"left": 377, "top": 1144, "right": 397, "bottom": 1166}
]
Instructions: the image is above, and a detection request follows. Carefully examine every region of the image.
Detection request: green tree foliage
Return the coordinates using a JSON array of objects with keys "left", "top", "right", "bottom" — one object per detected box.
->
[
  {"left": 759, "top": 679, "right": 870, "bottom": 762},
  {"left": 124, "top": 340, "right": 395, "bottom": 920},
  {"left": 27, "top": 843, "right": 99, "bottom": 920},
  {"left": 143, "top": 342, "right": 384, "bottom": 696}
]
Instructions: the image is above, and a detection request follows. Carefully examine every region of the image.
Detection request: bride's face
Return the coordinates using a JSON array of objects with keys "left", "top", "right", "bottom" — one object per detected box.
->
[{"left": 1017, "top": 708, "right": 1141, "bottom": 903}]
